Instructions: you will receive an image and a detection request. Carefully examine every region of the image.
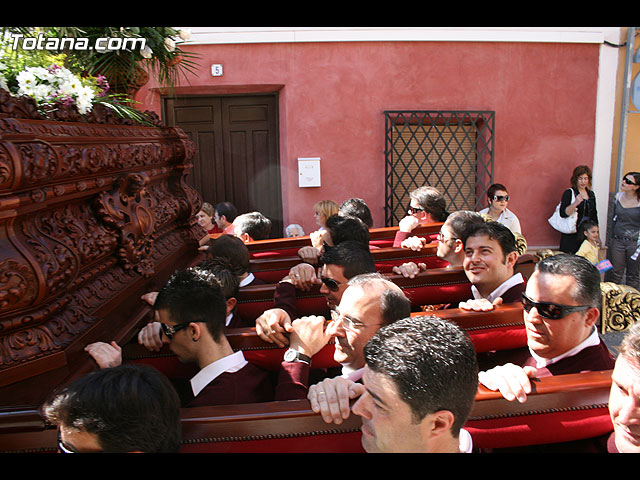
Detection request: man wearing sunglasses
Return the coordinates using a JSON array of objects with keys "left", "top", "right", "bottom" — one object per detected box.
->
[
  {"left": 256, "top": 241, "right": 376, "bottom": 346},
  {"left": 393, "top": 186, "right": 448, "bottom": 248},
  {"left": 477, "top": 254, "right": 615, "bottom": 404},
  {"left": 87, "top": 268, "right": 275, "bottom": 407},
  {"left": 478, "top": 183, "right": 522, "bottom": 235},
  {"left": 392, "top": 210, "right": 484, "bottom": 278}
]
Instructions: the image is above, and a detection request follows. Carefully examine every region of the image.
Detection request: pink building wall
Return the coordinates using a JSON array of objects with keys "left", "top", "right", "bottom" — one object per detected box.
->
[{"left": 137, "top": 40, "right": 599, "bottom": 247}]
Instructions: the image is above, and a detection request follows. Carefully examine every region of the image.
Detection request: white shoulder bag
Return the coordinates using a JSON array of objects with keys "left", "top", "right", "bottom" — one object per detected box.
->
[{"left": 548, "top": 189, "right": 578, "bottom": 234}]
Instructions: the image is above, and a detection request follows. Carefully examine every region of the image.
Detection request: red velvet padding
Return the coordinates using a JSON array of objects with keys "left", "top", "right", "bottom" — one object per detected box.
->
[
  {"left": 466, "top": 325, "right": 527, "bottom": 353},
  {"left": 180, "top": 431, "right": 365, "bottom": 453},
  {"left": 465, "top": 406, "right": 613, "bottom": 449},
  {"left": 237, "top": 296, "right": 330, "bottom": 323},
  {"left": 402, "top": 283, "right": 472, "bottom": 306}
]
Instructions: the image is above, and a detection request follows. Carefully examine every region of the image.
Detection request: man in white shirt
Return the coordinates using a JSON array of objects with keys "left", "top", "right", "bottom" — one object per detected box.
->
[
  {"left": 336, "top": 316, "right": 478, "bottom": 453},
  {"left": 86, "top": 267, "right": 274, "bottom": 407},
  {"left": 458, "top": 221, "right": 526, "bottom": 311}
]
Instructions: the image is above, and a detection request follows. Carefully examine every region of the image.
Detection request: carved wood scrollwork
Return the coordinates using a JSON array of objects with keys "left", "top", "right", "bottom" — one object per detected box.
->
[
  {"left": 600, "top": 282, "right": 640, "bottom": 334},
  {"left": 95, "top": 173, "right": 156, "bottom": 277}
]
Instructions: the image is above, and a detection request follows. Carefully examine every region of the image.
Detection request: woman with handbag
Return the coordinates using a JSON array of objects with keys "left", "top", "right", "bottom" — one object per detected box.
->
[
  {"left": 558, "top": 165, "right": 598, "bottom": 254},
  {"left": 608, "top": 171, "right": 640, "bottom": 288}
]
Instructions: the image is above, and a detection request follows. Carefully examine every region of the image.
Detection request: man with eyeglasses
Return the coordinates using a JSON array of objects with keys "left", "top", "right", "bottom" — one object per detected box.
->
[
  {"left": 477, "top": 254, "right": 615, "bottom": 404},
  {"left": 392, "top": 186, "right": 448, "bottom": 248},
  {"left": 275, "top": 273, "right": 412, "bottom": 402}
]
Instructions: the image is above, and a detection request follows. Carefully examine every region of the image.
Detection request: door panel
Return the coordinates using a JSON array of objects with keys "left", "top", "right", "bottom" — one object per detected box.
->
[{"left": 165, "top": 95, "right": 282, "bottom": 238}]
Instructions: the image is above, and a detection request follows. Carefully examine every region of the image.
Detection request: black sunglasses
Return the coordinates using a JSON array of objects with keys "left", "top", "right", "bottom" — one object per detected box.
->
[
  {"left": 407, "top": 206, "right": 425, "bottom": 215},
  {"left": 492, "top": 195, "right": 510, "bottom": 202},
  {"left": 521, "top": 293, "right": 591, "bottom": 320},
  {"left": 623, "top": 177, "right": 637, "bottom": 186},
  {"left": 320, "top": 276, "right": 345, "bottom": 292},
  {"left": 160, "top": 321, "right": 192, "bottom": 340}
]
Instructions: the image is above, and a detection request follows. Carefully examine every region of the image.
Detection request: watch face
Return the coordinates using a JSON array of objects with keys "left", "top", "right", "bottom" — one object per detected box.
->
[{"left": 284, "top": 349, "right": 296, "bottom": 362}]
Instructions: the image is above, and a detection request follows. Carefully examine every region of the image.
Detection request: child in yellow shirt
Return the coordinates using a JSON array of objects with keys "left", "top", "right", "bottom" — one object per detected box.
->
[{"left": 575, "top": 220, "right": 601, "bottom": 265}]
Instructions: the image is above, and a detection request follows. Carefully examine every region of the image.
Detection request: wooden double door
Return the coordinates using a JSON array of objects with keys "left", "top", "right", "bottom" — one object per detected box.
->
[{"left": 164, "top": 94, "right": 283, "bottom": 238}]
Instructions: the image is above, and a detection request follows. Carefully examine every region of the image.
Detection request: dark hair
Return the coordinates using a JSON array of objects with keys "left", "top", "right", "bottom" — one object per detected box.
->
[
  {"left": 154, "top": 268, "right": 228, "bottom": 340},
  {"left": 461, "top": 220, "right": 517, "bottom": 259},
  {"left": 42, "top": 364, "right": 181, "bottom": 453},
  {"left": 325, "top": 214, "right": 370, "bottom": 248},
  {"left": 364, "top": 316, "right": 478, "bottom": 435},
  {"left": 535, "top": 253, "right": 602, "bottom": 308},
  {"left": 339, "top": 198, "right": 373, "bottom": 228},
  {"left": 570, "top": 165, "right": 593, "bottom": 189},
  {"left": 577, "top": 219, "right": 599, "bottom": 241},
  {"left": 205, "top": 234, "right": 250, "bottom": 275},
  {"left": 623, "top": 171, "right": 640, "bottom": 201},
  {"left": 410, "top": 186, "right": 448, "bottom": 222},
  {"left": 320, "top": 240, "right": 376, "bottom": 279},
  {"left": 199, "top": 257, "right": 241, "bottom": 300},
  {"left": 487, "top": 183, "right": 508, "bottom": 200},
  {"left": 215, "top": 202, "right": 238, "bottom": 223},
  {"left": 347, "top": 272, "right": 412, "bottom": 325},
  {"left": 233, "top": 211, "right": 272, "bottom": 240},
  {"left": 445, "top": 210, "right": 485, "bottom": 239}
]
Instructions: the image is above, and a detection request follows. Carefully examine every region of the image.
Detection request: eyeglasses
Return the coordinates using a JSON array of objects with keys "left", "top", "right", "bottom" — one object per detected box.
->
[
  {"left": 521, "top": 293, "right": 591, "bottom": 320},
  {"left": 623, "top": 177, "right": 637, "bottom": 186},
  {"left": 408, "top": 205, "right": 425, "bottom": 215},
  {"left": 492, "top": 195, "right": 509, "bottom": 202},
  {"left": 437, "top": 231, "right": 457, "bottom": 243},
  {"left": 330, "top": 309, "right": 378, "bottom": 331},
  {"left": 320, "top": 276, "right": 345, "bottom": 292}
]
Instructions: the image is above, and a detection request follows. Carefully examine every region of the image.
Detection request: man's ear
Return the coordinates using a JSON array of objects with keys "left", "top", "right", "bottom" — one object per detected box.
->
[
  {"left": 453, "top": 238, "right": 464, "bottom": 253},
  {"left": 189, "top": 322, "right": 203, "bottom": 342},
  {"left": 505, "top": 250, "right": 518, "bottom": 269},
  {"left": 239, "top": 233, "right": 252, "bottom": 243},
  {"left": 226, "top": 297, "right": 237, "bottom": 316},
  {"left": 584, "top": 307, "right": 600, "bottom": 328},
  {"left": 422, "top": 409, "right": 456, "bottom": 440}
]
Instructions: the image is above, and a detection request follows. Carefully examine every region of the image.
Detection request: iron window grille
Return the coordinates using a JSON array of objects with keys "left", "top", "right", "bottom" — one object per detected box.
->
[{"left": 384, "top": 110, "right": 495, "bottom": 226}]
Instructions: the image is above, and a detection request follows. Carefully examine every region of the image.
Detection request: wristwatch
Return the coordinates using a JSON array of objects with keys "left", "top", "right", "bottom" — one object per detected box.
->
[{"left": 284, "top": 348, "right": 311, "bottom": 364}]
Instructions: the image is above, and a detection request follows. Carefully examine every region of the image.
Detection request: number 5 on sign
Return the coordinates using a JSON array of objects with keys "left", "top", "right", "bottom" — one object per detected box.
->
[{"left": 211, "top": 64, "right": 223, "bottom": 77}]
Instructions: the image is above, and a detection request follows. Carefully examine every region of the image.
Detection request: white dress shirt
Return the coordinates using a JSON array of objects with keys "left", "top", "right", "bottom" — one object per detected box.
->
[
  {"left": 190, "top": 350, "right": 248, "bottom": 397},
  {"left": 471, "top": 273, "right": 524, "bottom": 303}
]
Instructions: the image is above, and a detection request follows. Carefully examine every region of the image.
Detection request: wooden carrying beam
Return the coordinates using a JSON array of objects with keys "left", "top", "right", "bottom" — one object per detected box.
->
[
  {"left": 0, "top": 369, "right": 613, "bottom": 453},
  {"left": 243, "top": 224, "right": 443, "bottom": 254}
]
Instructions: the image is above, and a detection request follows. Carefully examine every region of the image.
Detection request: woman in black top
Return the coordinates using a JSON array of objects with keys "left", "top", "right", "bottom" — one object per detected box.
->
[
  {"left": 559, "top": 165, "right": 598, "bottom": 254},
  {"left": 609, "top": 171, "right": 640, "bottom": 288}
]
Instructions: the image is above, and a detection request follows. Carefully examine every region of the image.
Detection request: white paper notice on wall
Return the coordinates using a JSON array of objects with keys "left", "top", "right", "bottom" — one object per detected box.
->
[{"left": 298, "top": 157, "right": 321, "bottom": 187}]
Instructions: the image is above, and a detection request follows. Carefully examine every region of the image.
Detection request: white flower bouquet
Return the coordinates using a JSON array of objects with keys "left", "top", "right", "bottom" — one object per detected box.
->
[{"left": 15, "top": 64, "right": 108, "bottom": 115}]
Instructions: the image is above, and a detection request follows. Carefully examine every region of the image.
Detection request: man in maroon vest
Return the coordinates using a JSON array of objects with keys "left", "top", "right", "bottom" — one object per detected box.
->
[
  {"left": 86, "top": 267, "right": 274, "bottom": 407},
  {"left": 477, "top": 253, "right": 615, "bottom": 403}
]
